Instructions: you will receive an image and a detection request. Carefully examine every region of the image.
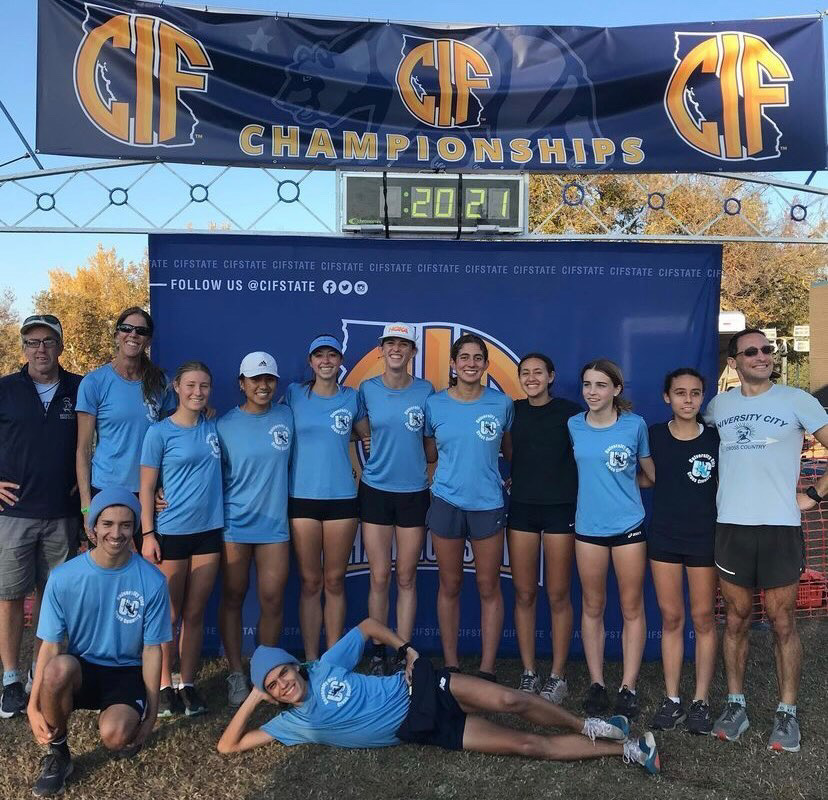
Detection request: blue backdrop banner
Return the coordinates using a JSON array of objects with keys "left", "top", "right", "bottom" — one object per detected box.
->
[
  {"left": 38, "top": 0, "right": 825, "bottom": 172},
  {"left": 148, "top": 234, "right": 721, "bottom": 660}
]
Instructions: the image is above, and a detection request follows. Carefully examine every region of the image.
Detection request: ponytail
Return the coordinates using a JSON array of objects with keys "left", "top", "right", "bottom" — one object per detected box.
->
[{"left": 114, "top": 307, "right": 166, "bottom": 406}]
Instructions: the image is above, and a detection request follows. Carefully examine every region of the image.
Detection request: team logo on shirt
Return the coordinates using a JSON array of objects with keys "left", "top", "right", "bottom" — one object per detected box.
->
[
  {"left": 330, "top": 408, "right": 353, "bottom": 435},
  {"left": 404, "top": 405, "right": 425, "bottom": 432},
  {"left": 688, "top": 453, "right": 715, "bottom": 483},
  {"left": 735, "top": 424, "right": 754, "bottom": 443},
  {"left": 604, "top": 444, "right": 632, "bottom": 472},
  {"left": 144, "top": 397, "right": 161, "bottom": 422},
  {"left": 206, "top": 432, "right": 221, "bottom": 458},
  {"left": 115, "top": 590, "right": 144, "bottom": 625},
  {"left": 476, "top": 413, "right": 500, "bottom": 441},
  {"left": 59, "top": 396, "right": 75, "bottom": 420},
  {"left": 269, "top": 423, "right": 291, "bottom": 451},
  {"left": 320, "top": 676, "right": 352, "bottom": 707}
]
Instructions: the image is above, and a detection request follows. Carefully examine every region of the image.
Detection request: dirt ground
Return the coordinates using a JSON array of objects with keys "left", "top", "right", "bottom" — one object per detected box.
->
[{"left": 2, "top": 621, "right": 826, "bottom": 800}]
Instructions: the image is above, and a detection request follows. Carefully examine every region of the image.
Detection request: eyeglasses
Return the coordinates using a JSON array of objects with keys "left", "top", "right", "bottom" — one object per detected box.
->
[
  {"left": 116, "top": 323, "right": 151, "bottom": 336},
  {"left": 23, "top": 337, "right": 59, "bottom": 350},
  {"left": 735, "top": 345, "right": 776, "bottom": 357}
]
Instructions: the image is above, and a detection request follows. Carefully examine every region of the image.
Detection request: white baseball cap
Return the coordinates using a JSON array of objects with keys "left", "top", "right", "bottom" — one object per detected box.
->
[
  {"left": 239, "top": 351, "right": 279, "bottom": 378},
  {"left": 378, "top": 322, "right": 417, "bottom": 345}
]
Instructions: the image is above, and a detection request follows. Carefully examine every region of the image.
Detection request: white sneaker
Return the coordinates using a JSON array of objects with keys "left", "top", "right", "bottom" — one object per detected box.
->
[{"left": 227, "top": 672, "right": 250, "bottom": 708}]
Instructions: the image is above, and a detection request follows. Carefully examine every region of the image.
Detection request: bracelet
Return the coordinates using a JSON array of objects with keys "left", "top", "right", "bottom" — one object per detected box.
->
[
  {"left": 142, "top": 529, "right": 157, "bottom": 537},
  {"left": 805, "top": 486, "right": 826, "bottom": 504},
  {"left": 396, "top": 641, "right": 412, "bottom": 661},
  {"left": 80, "top": 507, "right": 89, "bottom": 514}
]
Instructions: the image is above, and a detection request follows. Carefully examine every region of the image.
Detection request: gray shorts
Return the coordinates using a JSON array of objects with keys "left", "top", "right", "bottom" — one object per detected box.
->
[
  {"left": 426, "top": 494, "right": 505, "bottom": 541},
  {"left": 0, "top": 516, "right": 79, "bottom": 600}
]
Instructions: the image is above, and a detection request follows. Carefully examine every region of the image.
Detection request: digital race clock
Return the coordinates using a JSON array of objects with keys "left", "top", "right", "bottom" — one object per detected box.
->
[{"left": 339, "top": 172, "right": 527, "bottom": 234}]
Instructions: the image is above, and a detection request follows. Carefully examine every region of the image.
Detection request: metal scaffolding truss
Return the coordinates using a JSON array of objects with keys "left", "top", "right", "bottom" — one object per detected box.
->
[{"left": 0, "top": 157, "right": 826, "bottom": 244}]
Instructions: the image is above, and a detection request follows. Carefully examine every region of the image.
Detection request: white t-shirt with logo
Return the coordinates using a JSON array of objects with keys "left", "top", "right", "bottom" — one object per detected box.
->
[{"left": 704, "top": 384, "right": 828, "bottom": 526}]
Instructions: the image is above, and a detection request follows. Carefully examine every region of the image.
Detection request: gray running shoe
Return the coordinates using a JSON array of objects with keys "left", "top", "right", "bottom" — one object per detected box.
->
[
  {"left": 650, "top": 697, "right": 687, "bottom": 731},
  {"left": 767, "top": 711, "right": 800, "bottom": 753},
  {"left": 226, "top": 671, "right": 250, "bottom": 708},
  {"left": 712, "top": 702, "right": 750, "bottom": 741},
  {"left": 540, "top": 674, "right": 568, "bottom": 705},
  {"left": 517, "top": 670, "right": 540, "bottom": 694},
  {"left": 583, "top": 714, "right": 630, "bottom": 742}
]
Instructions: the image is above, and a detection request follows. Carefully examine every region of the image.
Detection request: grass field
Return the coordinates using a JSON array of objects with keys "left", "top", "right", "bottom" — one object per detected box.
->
[{"left": 3, "top": 621, "right": 827, "bottom": 800}]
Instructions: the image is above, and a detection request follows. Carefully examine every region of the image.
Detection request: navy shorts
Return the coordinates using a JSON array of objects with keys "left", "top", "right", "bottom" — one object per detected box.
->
[
  {"left": 427, "top": 495, "right": 505, "bottom": 541},
  {"left": 358, "top": 481, "right": 430, "bottom": 528},
  {"left": 508, "top": 501, "right": 575, "bottom": 534},
  {"left": 575, "top": 529, "right": 645, "bottom": 547},
  {"left": 288, "top": 497, "right": 359, "bottom": 522},
  {"left": 158, "top": 529, "right": 222, "bottom": 561},
  {"left": 648, "top": 546, "right": 714, "bottom": 568},
  {"left": 71, "top": 656, "right": 146, "bottom": 717},
  {"left": 397, "top": 662, "right": 466, "bottom": 751}
]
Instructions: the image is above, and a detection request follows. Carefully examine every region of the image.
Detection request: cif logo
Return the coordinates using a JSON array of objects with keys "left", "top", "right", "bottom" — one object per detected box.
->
[
  {"left": 665, "top": 31, "right": 791, "bottom": 161},
  {"left": 396, "top": 36, "right": 492, "bottom": 128},
  {"left": 73, "top": 4, "right": 213, "bottom": 147},
  {"left": 343, "top": 321, "right": 521, "bottom": 398}
]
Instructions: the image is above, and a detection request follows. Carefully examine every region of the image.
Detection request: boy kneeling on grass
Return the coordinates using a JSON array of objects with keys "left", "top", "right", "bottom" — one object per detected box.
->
[
  {"left": 27, "top": 488, "right": 172, "bottom": 797},
  {"left": 217, "top": 618, "right": 660, "bottom": 775}
]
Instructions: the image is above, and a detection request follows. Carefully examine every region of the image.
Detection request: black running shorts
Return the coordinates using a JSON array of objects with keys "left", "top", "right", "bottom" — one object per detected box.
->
[
  {"left": 358, "top": 481, "right": 430, "bottom": 528},
  {"left": 715, "top": 523, "right": 804, "bottom": 589},
  {"left": 71, "top": 656, "right": 146, "bottom": 717}
]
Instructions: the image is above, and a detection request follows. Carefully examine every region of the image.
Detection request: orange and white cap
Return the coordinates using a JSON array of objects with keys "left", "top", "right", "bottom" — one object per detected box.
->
[{"left": 379, "top": 322, "right": 417, "bottom": 345}]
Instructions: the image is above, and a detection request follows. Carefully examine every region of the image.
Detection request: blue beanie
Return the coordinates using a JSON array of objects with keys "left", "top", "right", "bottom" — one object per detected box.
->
[
  {"left": 250, "top": 645, "right": 298, "bottom": 691},
  {"left": 88, "top": 487, "right": 141, "bottom": 530}
]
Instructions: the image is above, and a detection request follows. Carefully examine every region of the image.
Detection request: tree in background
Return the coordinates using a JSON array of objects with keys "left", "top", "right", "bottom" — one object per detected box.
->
[
  {"left": 0, "top": 288, "right": 22, "bottom": 375},
  {"left": 530, "top": 174, "right": 825, "bottom": 333},
  {"left": 32, "top": 245, "right": 148, "bottom": 375}
]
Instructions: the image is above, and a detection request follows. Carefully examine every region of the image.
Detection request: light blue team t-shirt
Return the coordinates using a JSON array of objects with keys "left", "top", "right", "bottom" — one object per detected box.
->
[
  {"left": 217, "top": 405, "right": 294, "bottom": 544},
  {"left": 568, "top": 412, "right": 651, "bottom": 536},
  {"left": 76, "top": 364, "right": 177, "bottom": 492},
  {"left": 285, "top": 383, "right": 363, "bottom": 500},
  {"left": 261, "top": 627, "right": 410, "bottom": 748},
  {"left": 704, "top": 384, "right": 828, "bottom": 526},
  {"left": 425, "top": 388, "right": 514, "bottom": 511},
  {"left": 37, "top": 552, "right": 172, "bottom": 667},
  {"left": 140, "top": 415, "right": 224, "bottom": 534},
  {"left": 358, "top": 376, "right": 434, "bottom": 493}
]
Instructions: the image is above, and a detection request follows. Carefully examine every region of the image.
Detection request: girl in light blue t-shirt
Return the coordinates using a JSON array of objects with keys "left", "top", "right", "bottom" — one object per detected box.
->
[
  {"left": 216, "top": 351, "right": 294, "bottom": 708},
  {"left": 423, "top": 334, "right": 513, "bottom": 682},
  {"left": 352, "top": 323, "right": 434, "bottom": 675},
  {"left": 285, "top": 334, "right": 363, "bottom": 661},
  {"left": 139, "top": 360, "right": 222, "bottom": 719},
  {"left": 568, "top": 359, "right": 654, "bottom": 723}
]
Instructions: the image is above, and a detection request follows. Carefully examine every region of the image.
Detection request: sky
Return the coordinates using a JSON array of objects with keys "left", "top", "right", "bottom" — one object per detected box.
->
[{"left": 0, "top": 0, "right": 825, "bottom": 315}]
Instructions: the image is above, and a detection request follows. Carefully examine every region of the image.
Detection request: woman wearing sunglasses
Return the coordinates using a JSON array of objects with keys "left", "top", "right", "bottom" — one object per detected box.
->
[{"left": 76, "top": 308, "right": 175, "bottom": 538}]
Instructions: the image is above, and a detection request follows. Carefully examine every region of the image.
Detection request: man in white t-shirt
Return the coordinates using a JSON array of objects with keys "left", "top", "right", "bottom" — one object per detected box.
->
[{"left": 704, "top": 328, "right": 828, "bottom": 752}]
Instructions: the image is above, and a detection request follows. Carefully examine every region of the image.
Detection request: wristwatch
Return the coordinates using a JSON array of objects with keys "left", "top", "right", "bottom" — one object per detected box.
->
[{"left": 805, "top": 486, "right": 826, "bottom": 505}]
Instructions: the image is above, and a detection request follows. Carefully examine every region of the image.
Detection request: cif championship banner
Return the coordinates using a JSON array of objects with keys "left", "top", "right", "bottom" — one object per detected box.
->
[
  {"left": 148, "top": 234, "right": 721, "bottom": 659},
  {"left": 38, "top": 0, "right": 825, "bottom": 172}
]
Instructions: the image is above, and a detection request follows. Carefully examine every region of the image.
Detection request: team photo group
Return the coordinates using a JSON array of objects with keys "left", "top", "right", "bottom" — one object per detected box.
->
[{"left": 2, "top": 307, "right": 828, "bottom": 797}]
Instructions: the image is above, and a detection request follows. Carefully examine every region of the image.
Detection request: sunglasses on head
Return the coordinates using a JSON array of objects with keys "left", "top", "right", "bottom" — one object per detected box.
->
[
  {"left": 735, "top": 345, "right": 775, "bottom": 357},
  {"left": 116, "top": 323, "right": 151, "bottom": 336}
]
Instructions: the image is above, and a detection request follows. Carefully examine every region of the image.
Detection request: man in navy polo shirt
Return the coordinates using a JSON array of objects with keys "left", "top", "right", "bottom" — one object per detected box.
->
[{"left": 0, "top": 314, "right": 82, "bottom": 719}]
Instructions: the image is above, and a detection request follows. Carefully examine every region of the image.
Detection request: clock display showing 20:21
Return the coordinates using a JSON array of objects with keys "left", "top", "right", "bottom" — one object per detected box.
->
[{"left": 342, "top": 175, "right": 524, "bottom": 232}]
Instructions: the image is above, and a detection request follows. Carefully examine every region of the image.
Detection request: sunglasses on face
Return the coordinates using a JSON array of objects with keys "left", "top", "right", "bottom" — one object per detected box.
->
[
  {"left": 735, "top": 345, "right": 775, "bottom": 357},
  {"left": 116, "top": 323, "right": 151, "bottom": 337}
]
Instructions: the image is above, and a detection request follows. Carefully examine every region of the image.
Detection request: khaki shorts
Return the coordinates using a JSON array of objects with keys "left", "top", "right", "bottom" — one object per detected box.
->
[{"left": 0, "top": 516, "right": 80, "bottom": 600}]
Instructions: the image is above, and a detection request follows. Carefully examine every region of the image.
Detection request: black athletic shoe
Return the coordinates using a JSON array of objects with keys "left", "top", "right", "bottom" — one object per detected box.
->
[
  {"left": 0, "top": 681, "right": 27, "bottom": 718},
  {"left": 179, "top": 685, "right": 207, "bottom": 717},
  {"left": 157, "top": 686, "right": 182, "bottom": 718},
  {"left": 582, "top": 683, "right": 610, "bottom": 716},
  {"left": 614, "top": 686, "right": 640, "bottom": 720},
  {"left": 32, "top": 747, "right": 73, "bottom": 797},
  {"left": 650, "top": 697, "right": 687, "bottom": 730},
  {"left": 686, "top": 699, "right": 714, "bottom": 735}
]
